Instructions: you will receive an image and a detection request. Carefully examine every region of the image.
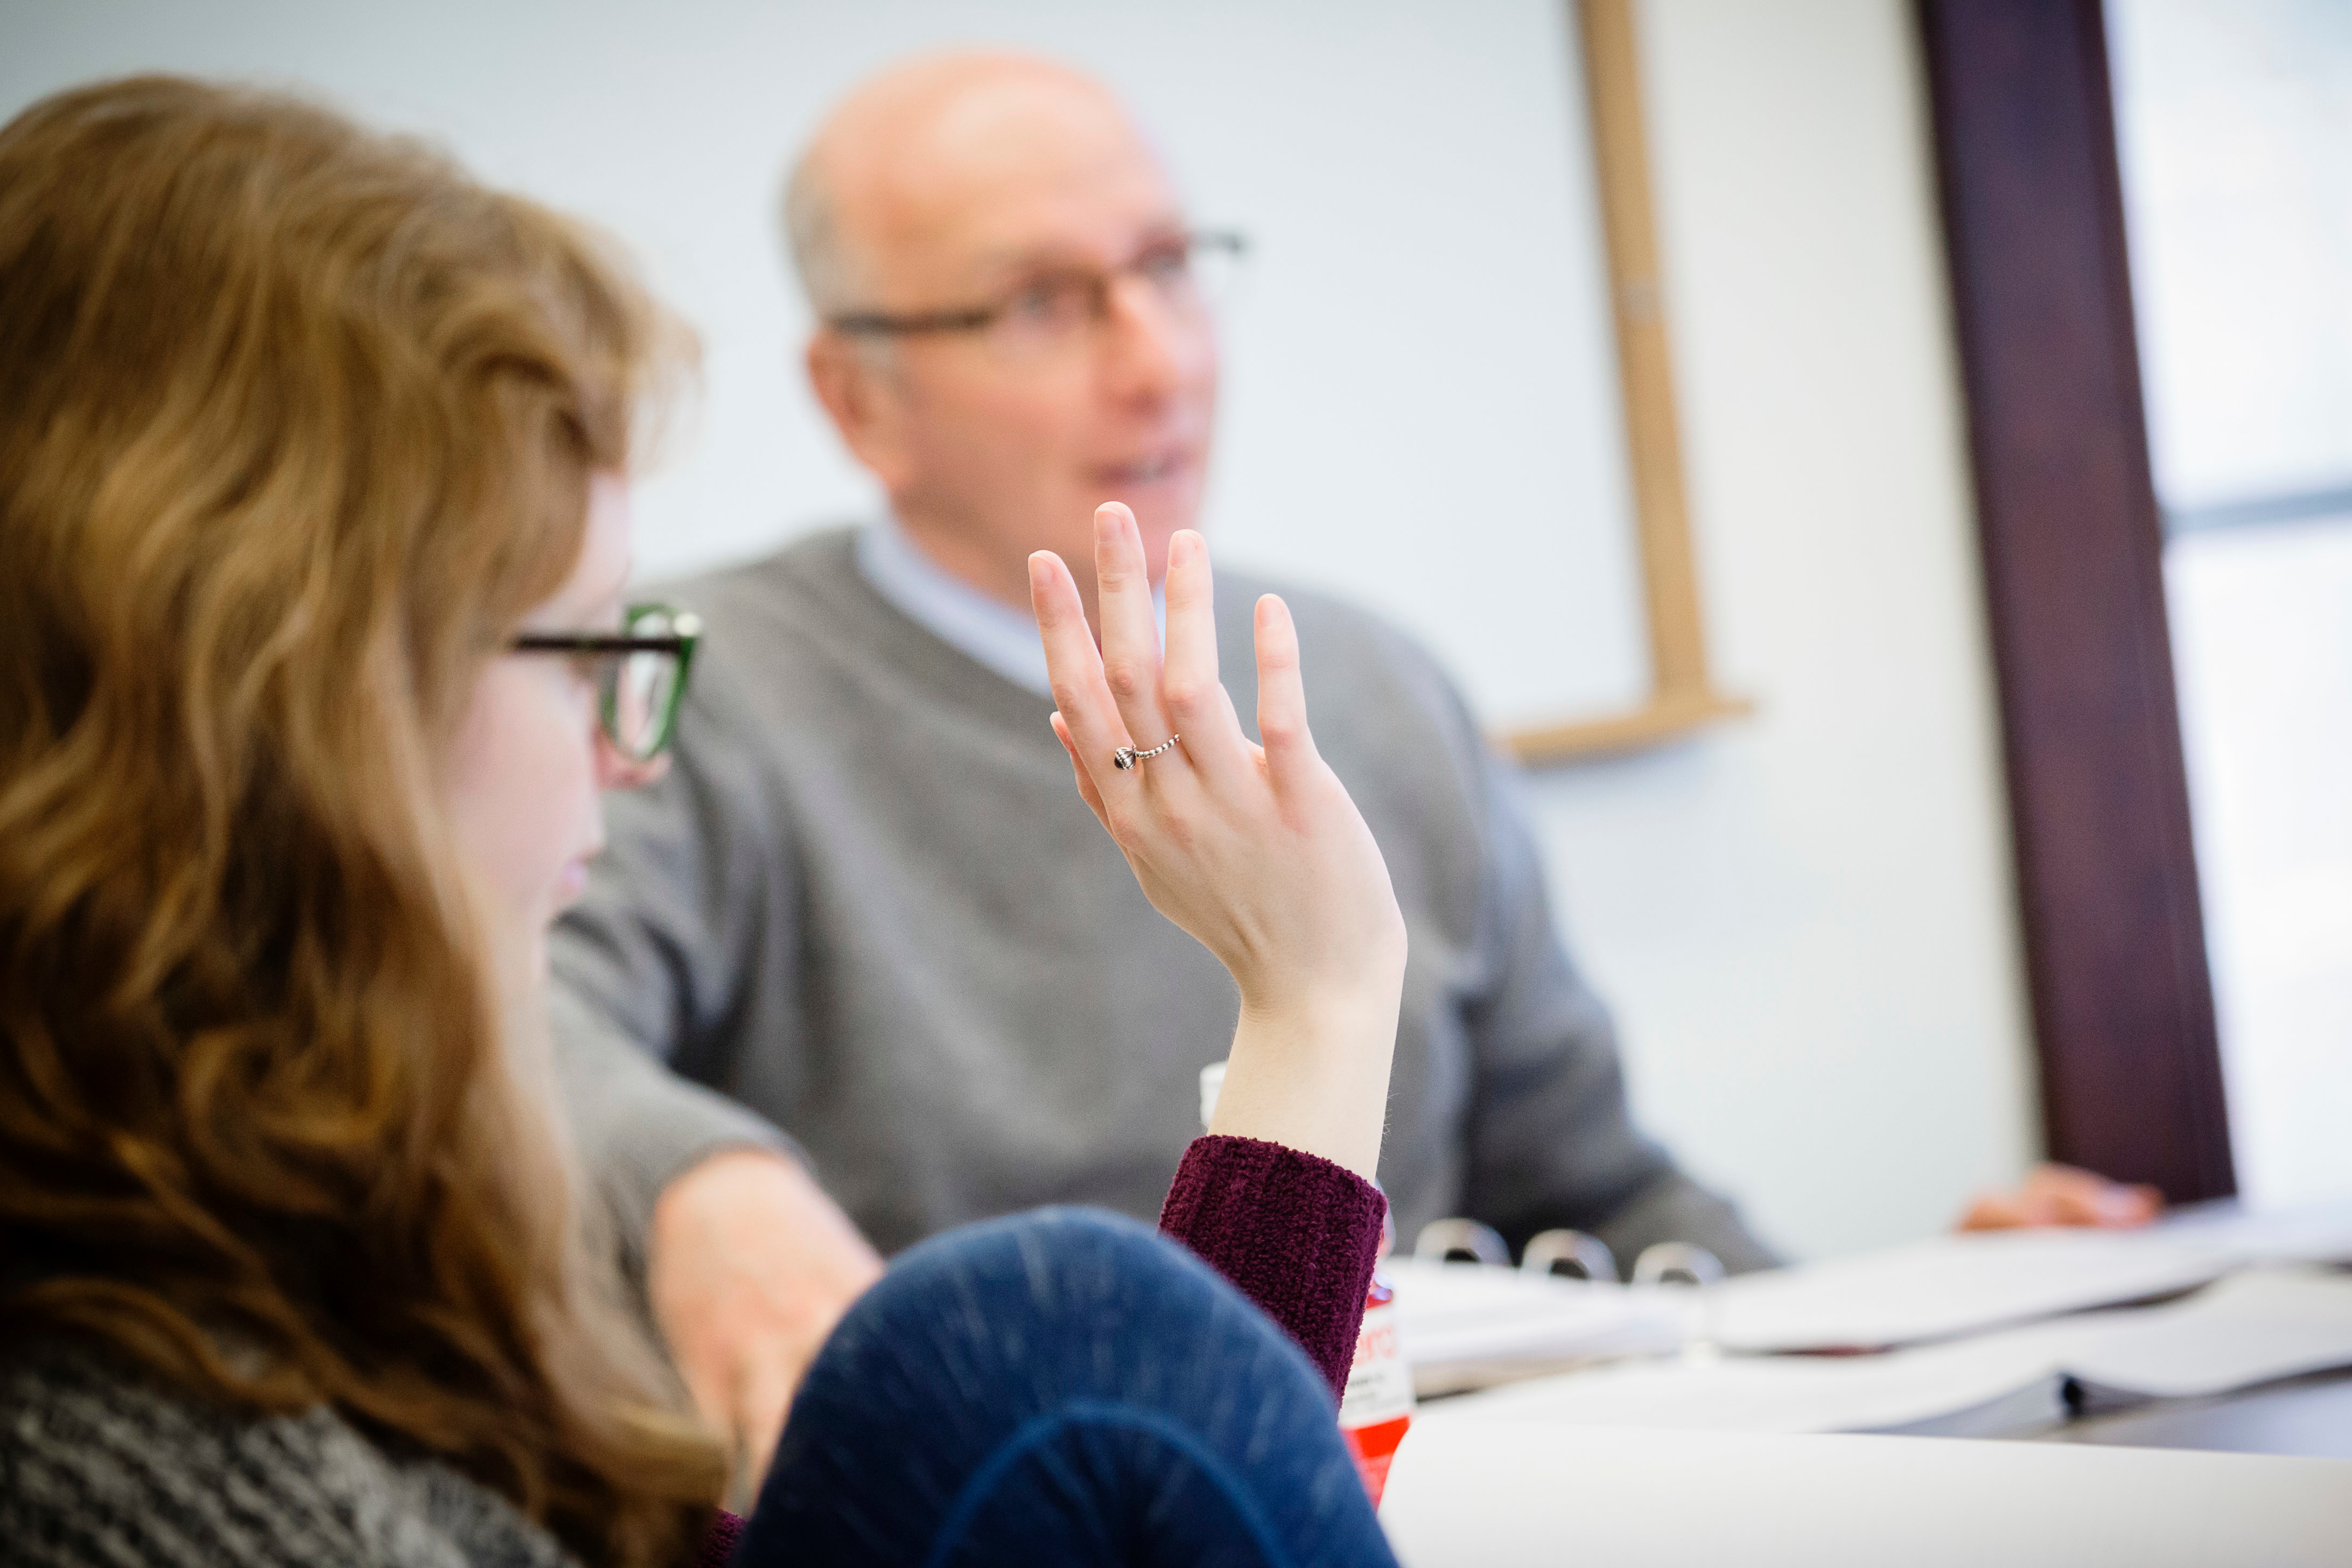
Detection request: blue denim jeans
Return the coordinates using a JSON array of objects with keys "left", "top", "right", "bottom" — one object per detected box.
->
[{"left": 738, "top": 1208, "right": 1398, "bottom": 1567}]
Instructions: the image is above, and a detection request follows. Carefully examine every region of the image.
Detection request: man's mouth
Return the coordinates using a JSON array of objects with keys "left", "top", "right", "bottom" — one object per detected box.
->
[{"left": 1093, "top": 451, "right": 1188, "bottom": 488}]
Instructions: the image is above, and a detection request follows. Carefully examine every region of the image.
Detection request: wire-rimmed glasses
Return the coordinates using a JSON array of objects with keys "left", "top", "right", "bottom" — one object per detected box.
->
[
  {"left": 826, "top": 230, "right": 1248, "bottom": 365},
  {"left": 510, "top": 603, "right": 701, "bottom": 762}
]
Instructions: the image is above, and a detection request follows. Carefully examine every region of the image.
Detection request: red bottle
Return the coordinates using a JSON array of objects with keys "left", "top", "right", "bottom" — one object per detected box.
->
[{"left": 1338, "top": 1258, "right": 1414, "bottom": 1502}]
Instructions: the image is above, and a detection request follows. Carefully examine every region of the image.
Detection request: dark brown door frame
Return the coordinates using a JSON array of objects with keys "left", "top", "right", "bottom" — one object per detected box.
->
[{"left": 1916, "top": 0, "right": 2235, "bottom": 1201}]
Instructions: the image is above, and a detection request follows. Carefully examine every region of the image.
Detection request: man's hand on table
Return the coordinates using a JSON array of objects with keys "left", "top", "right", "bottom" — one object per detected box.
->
[
  {"left": 648, "top": 1148, "right": 885, "bottom": 1505},
  {"left": 1957, "top": 1162, "right": 2163, "bottom": 1232}
]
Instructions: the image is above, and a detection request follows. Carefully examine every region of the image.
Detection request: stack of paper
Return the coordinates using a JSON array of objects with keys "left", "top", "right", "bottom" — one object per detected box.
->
[
  {"left": 1386, "top": 1201, "right": 2352, "bottom": 1399},
  {"left": 1430, "top": 1268, "right": 2352, "bottom": 1438},
  {"left": 1381, "top": 1256, "right": 1684, "bottom": 1390}
]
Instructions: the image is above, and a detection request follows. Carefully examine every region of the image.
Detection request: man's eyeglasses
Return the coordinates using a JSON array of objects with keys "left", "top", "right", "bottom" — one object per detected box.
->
[
  {"left": 510, "top": 603, "right": 702, "bottom": 762},
  {"left": 826, "top": 230, "right": 1248, "bottom": 365}
]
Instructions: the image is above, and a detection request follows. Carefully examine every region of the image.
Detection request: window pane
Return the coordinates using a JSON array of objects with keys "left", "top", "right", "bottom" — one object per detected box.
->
[
  {"left": 2165, "top": 520, "right": 2352, "bottom": 1207},
  {"left": 2110, "top": 0, "right": 2352, "bottom": 509},
  {"left": 2112, "top": 0, "right": 2352, "bottom": 1208}
]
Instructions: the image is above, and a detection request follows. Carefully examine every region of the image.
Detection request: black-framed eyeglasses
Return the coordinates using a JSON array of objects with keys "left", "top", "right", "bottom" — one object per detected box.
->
[
  {"left": 510, "top": 603, "right": 701, "bottom": 762},
  {"left": 825, "top": 230, "right": 1249, "bottom": 363}
]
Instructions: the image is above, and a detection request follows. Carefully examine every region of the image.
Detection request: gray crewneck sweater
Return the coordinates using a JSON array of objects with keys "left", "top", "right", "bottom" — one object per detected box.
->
[
  {"left": 551, "top": 528, "right": 1769, "bottom": 1270},
  {"left": 0, "top": 1351, "right": 567, "bottom": 1567}
]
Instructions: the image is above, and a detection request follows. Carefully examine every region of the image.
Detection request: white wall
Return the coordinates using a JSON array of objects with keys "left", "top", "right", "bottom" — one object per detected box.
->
[
  {"left": 0, "top": 0, "right": 2042, "bottom": 1258},
  {"left": 0, "top": 0, "right": 1656, "bottom": 729},
  {"left": 1520, "top": 0, "right": 2041, "bottom": 1257}
]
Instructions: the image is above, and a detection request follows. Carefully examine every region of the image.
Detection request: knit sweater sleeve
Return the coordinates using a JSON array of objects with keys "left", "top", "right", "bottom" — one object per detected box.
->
[
  {"left": 1157, "top": 1135, "right": 1386, "bottom": 1400},
  {"left": 695, "top": 1509, "right": 745, "bottom": 1567}
]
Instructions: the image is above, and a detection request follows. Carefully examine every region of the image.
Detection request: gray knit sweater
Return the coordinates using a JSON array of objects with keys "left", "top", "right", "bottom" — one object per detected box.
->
[
  {"left": 550, "top": 528, "right": 1770, "bottom": 1271},
  {"left": 0, "top": 1351, "right": 566, "bottom": 1567}
]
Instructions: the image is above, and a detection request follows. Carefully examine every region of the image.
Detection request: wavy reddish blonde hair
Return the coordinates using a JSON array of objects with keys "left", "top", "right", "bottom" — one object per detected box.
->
[{"left": 0, "top": 76, "right": 720, "bottom": 1565}]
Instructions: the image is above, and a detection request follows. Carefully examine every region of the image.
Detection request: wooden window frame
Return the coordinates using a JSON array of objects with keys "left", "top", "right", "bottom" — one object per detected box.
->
[{"left": 1916, "top": 0, "right": 2235, "bottom": 1201}]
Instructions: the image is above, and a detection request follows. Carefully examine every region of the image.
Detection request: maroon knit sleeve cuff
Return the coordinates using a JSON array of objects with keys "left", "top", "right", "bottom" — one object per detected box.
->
[
  {"left": 696, "top": 1508, "right": 744, "bottom": 1567},
  {"left": 1158, "top": 1133, "right": 1387, "bottom": 1401}
]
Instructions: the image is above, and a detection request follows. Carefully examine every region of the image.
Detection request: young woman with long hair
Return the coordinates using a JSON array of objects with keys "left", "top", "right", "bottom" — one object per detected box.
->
[{"left": 0, "top": 77, "right": 1406, "bottom": 1566}]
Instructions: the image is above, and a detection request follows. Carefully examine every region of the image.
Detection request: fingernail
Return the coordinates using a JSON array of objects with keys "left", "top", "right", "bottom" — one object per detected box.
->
[{"left": 1028, "top": 552, "right": 1052, "bottom": 590}]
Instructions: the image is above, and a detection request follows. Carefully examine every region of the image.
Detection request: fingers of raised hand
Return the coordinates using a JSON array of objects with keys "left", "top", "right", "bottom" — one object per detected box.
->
[
  {"left": 1160, "top": 528, "right": 1256, "bottom": 792},
  {"left": 1158, "top": 529, "right": 1215, "bottom": 724},
  {"left": 1037, "top": 521, "right": 1270, "bottom": 864},
  {"left": 1049, "top": 710, "right": 1113, "bottom": 831},
  {"left": 1094, "top": 503, "right": 1173, "bottom": 753},
  {"left": 1252, "top": 593, "right": 1324, "bottom": 796},
  {"left": 1030, "top": 548, "right": 1126, "bottom": 793}
]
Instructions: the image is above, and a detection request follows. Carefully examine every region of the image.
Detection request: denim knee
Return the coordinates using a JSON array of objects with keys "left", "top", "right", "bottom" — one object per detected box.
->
[
  {"left": 878, "top": 1206, "right": 1202, "bottom": 1315},
  {"left": 815, "top": 1205, "right": 1276, "bottom": 1396},
  {"left": 747, "top": 1206, "right": 1392, "bottom": 1567}
]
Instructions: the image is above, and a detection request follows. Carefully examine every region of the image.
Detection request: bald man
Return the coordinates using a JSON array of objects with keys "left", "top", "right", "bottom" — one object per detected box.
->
[{"left": 552, "top": 53, "right": 2159, "bottom": 1481}]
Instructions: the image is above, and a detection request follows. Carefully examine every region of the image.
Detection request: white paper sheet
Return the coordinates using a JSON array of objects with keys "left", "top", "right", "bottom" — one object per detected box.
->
[
  {"left": 2147, "top": 1196, "right": 2352, "bottom": 1268},
  {"left": 1429, "top": 1326, "right": 2078, "bottom": 1435},
  {"left": 2065, "top": 1266, "right": 2352, "bottom": 1400},
  {"left": 1379, "top": 1420, "right": 2352, "bottom": 1567},
  {"left": 1707, "top": 1228, "right": 2236, "bottom": 1352}
]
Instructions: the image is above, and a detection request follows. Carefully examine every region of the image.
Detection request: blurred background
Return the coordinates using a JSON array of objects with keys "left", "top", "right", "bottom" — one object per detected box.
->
[{"left": 4, "top": 0, "right": 2343, "bottom": 1260}]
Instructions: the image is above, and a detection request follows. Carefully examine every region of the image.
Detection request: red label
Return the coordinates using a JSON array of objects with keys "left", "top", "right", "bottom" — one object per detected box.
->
[
  {"left": 1339, "top": 1278, "right": 1413, "bottom": 1506},
  {"left": 1343, "top": 1413, "right": 1413, "bottom": 1506}
]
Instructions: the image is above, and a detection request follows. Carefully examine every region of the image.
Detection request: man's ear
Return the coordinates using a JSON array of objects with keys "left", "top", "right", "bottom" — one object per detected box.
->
[{"left": 807, "top": 332, "right": 911, "bottom": 488}]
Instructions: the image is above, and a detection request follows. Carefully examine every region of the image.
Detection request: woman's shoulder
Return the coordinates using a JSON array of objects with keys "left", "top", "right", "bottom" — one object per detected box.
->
[{"left": 1, "top": 1347, "right": 571, "bottom": 1568}]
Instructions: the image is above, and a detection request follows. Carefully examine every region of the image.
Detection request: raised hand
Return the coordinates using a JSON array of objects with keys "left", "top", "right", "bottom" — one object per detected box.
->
[{"left": 1028, "top": 503, "right": 1406, "bottom": 1179}]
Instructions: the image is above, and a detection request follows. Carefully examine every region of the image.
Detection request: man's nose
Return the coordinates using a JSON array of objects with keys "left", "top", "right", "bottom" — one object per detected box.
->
[{"left": 1096, "top": 274, "right": 1196, "bottom": 401}]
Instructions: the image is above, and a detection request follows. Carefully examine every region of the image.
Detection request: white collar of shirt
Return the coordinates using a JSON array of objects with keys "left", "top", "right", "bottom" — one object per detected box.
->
[{"left": 855, "top": 514, "right": 1164, "bottom": 698}]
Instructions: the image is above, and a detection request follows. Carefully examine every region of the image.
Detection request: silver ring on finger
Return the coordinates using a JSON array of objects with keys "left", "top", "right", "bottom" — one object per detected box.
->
[{"left": 1112, "top": 734, "right": 1181, "bottom": 771}]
